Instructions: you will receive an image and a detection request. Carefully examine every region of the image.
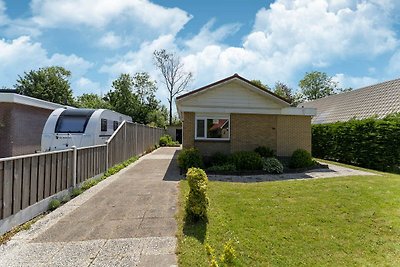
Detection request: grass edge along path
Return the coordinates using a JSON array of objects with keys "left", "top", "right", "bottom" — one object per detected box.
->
[
  {"left": 177, "top": 169, "right": 400, "bottom": 266},
  {"left": 0, "top": 145, "right": 159, "bottom": 245}
]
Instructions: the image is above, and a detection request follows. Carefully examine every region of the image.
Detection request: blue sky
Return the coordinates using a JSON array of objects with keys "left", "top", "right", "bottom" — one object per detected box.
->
[{"left": 1, "top": 0, "right": 400, "bottom": 106}]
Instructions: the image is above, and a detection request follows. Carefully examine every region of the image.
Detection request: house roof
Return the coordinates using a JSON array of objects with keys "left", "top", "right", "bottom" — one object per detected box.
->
[
  {"left": 300, "top": 78, "right": 400, "bottom": 124},
  {"left": 0, "top": 93, "right": 70, "bottom": 110},
  {"left": 176, "top": 73, "right": 291, "bottom": 104}
]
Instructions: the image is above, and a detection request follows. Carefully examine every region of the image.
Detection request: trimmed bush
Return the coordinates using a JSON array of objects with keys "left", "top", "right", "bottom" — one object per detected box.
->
[
  {"left": 229, "top": 151, "right": 263, "bottom": 171},
  {"left": 178, "top": 148, "right": 203, "bottom": 171},
  {"left": 210, "top": 152, "right": 229, "bottom": 166},
  {"left": 185, "top": 167, "right": 209, "bottom": 221},
  {"left": 312, "top": 115, "right": 400, "bottom": 172},
  {"left": 262, "top": 157, "right": 284, "bottom": 174},
  {"left": 254, "top": 146, "right": 274, "bottom": 158},
  {"left": 207, "top": 163, "right": 236, "bottom": 172},
  {"left": 290, "top": 149, "right": 315, "bottom": 168}
]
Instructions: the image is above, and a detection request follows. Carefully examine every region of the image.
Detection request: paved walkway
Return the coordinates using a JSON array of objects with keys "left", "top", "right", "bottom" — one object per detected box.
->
[
  {"left": 209, "top": 162, "right": 376, "bottom": 182},
  {"left": 0, "top": 147, "right": 181, "bottom": 267}
]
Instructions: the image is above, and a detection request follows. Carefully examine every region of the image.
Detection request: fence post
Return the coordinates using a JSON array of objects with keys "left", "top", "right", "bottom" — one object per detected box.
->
[
  {"left": 72, "top": 146, "right": 77, "bottom": 188},
  {"left": 105, "top": 141, "right": 109, "bottom": 170},
  {"left": 135, "top": 123, "right": 138, "bottom": 156}
]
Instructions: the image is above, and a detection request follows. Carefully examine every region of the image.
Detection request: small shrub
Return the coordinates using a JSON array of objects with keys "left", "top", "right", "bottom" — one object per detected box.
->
[
  {"left": 220, "top": 240, "right": 237, "bottom": 265},
  {"left": 48, "top": 199, "right": 61, "bottom": 211},
  {"left": 71, "top": 188, "right": 83, "bottom": 198},
  {"left": 178, "top": 148, "right": 203, "bottom": 171},
  {"left": 81, "top": 178, "right": 99, "bottom": 191},
  {"left": 159, "top": 135, "right": 173, "bottom": 146},
  {"left": 207, "top": 163, "right": 236, "bottom": 172},
  {"left": 229, "top": 151, "right": 263, "bottom": 171},
  {"left": 210, "top": 257, "right": 219, "bottom": 267},
  {"left": 210, "top": 152, "right": 229, "bottom": 166},
  {"left": 290, "top": 149, "right": 315, "bottom": 168},
  {"left": 254, "top": 146, "right": 274, "bottom": 158},
  {"left": 185, "top": 167, "right": 209, "bottom": 221},
  {"left": 262, "top": 157, "right": 284, "bottom": 174}
]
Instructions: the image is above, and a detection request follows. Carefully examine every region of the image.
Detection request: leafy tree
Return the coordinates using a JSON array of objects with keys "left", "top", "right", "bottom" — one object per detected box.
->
[
  {"left": 299, "top": 71, "right": 342, "bottom": 101},
  {"left": 153, "top": 49, "right": 193, "bottom": 125},
  {"left": 76, "top": 93, "right": 112, "bottom": 109},
  {"left": 104, "top": 74, "right": 139, "bottom": 118},
  {"left": 273, "top": 81, "right": 304, "bottom": 107},
  {"left": 15, "top": 66, "right": 75, "bottom": 105},
  {"left": 250, "top": 79, "right": 271, "bottom": 90},
  {"left": 146, "top": 105, "right": 168, "bottom": 128},
  {"left": 132, "top": 72, "right": 157, "bottom": 105}
]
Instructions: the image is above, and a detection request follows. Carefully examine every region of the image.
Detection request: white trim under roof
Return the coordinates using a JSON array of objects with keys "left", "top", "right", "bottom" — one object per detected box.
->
[
  {"left": 0, "top": 93, "right": 70, "bottom": 110},
  {"left": 178, "top": 106, "right": 316, "bottom": 116}
]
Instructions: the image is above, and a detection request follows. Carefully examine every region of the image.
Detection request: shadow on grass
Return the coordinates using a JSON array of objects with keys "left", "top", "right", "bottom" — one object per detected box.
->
[{"left": 183, "top": 217, "right": 207, "bottom": 244}]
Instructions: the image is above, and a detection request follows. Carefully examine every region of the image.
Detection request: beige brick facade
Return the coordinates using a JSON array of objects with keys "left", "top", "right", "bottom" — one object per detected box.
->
[
  {"left": 182, "top": 112, "right": 312, "bottom": 157},
  {"left": 231, "top": 113, "right": 277, "bottom": 153},
  {"left": 276, "top": 115, "right": 311, "bottom": 156},
  {"left": 182, "top": 112, "right": 195, "bottom": 148}
]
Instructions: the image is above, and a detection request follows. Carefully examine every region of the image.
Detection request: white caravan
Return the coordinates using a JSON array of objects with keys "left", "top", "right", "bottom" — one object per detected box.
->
[{"left": 41, "top": 108, "right": 132, "bottom": 152}]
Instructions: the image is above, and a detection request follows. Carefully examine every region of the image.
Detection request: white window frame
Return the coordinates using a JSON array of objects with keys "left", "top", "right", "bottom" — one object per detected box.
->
[{"left": 195, "top": 115, "right": 230, "bottom": 141}]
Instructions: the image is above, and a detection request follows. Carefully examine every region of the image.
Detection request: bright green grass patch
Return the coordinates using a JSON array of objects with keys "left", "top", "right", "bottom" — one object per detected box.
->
[{"left": 177, "top": 173, "right": 400, "bottom": 266}]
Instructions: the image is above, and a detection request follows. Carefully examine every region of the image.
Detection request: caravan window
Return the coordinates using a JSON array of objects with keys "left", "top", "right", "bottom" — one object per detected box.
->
[
  {"left": 56, "top": 116, "right": 88, "bottom": 133},
  {"left": 101, "top": 119, "right": 107, "bottom": 131},
  {"left": 113, "top": 121, "right": 119, "bottom": 130}
]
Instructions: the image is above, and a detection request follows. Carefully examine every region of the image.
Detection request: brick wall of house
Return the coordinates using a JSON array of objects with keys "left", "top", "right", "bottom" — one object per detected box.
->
[
  {"left": 182, "top": 112, "right": 195, "bottom": 148},
  {"left": 0, "top": 103, "right": 52, "bottom": 158},
  {"left": 230, "top": 113, "right": 277, "bottom": 153},
  {"left": 182, "top": 112, "right": 312, "bottom": 157},
  {"left": 276, "top": 115, "right": 311, "bottom": 156}
]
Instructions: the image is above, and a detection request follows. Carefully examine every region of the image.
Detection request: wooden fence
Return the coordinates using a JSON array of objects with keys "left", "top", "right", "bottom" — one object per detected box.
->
[{"left": 0, "top": 121, "right": 164, "bottom": 230}]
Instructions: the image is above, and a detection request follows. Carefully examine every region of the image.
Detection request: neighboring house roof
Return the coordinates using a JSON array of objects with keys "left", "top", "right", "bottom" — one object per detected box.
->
[
  {"left": 176, "top": 73, "right": 316, "bottom": 118},
  {"left": 208, "top": 119, "right": 228, "bottom": 131},
  {"left": 0, "top": 93, "right": 70, "bottom": 110},
  {"left": 299, "top": 78, "right": 400, "bottom": 124}
]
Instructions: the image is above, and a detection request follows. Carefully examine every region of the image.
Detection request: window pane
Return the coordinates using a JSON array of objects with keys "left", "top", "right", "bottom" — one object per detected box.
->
[
  {"left": 113, "top": 121, "right": 119, "bottom": 131},
  {"left": 101, "top": 119, "right": 107, "bottom": 132},
  {"left": 56, "top": 116, "right": 88, "bottom": 133},
  {"left": 207, "top": 119, "right": 229, "bottom": 139},
  {"left": 196, "top": 119, "right": 205, "bottom": 138}
]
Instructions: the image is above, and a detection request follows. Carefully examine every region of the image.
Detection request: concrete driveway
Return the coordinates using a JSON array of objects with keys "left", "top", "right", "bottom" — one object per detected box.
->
[{"left": 0, "top": 147, "right": 181, "bottom": 267}]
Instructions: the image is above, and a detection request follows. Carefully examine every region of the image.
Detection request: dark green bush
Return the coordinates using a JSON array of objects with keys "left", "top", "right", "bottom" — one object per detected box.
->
[
  {"left": 290, "top": 149, "right": 314, "bottom": 168},
  {"left": 159, "top": 135, "right": 173, "bottom": 146},
  {"left": 207, "top": 163, "right": 236, "bottom": 172},
  {"left": 254, "top": 146, "right": 274, "bottom": 158},
  {"left": 210, "top": 152, "right": 229, "bottom": 166},
  {"left": 312, "top": 115, "right": 400, "bottom": 172},
  {"left": 229, "top": 151, "right": 263, "bottom": 171},
  {"left": 178, "top": 148, "right": 203, "bottom": 171},
  {"left": 185, "top": 167, "right": 209, "bottom": 221},
  {"left": 262, "top": 157, "right": 283, "bottom": 174}
]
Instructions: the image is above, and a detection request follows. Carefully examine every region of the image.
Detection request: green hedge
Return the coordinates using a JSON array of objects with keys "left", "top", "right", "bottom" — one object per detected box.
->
[{"left": 312, "top": 114, "right": 400, "bottom": 172}]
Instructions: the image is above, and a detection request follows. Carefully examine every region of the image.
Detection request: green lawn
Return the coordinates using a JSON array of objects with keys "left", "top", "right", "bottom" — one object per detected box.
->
[{"left": 176, "top": 167, "right": 400, "bottom": 266}]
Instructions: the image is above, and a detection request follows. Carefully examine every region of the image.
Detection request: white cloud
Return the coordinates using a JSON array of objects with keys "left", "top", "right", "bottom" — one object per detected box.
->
[
  {"left": 30, "top": 0, "right": 191, "bottom": 36},
  {"left": 98, "top": 32, "right": 125, "bottom": 49},
  {"left": 74, "top": 77, "right": 102, "bottom": 95},
  {"left": 0, "top": 0, "right": 7, "bottom": 25},
  {"left": 333, "top": 73, "right": 379, "bottom": 89},
  {"left": 0, "top": 36, "right": 93, "bottom": 88}
]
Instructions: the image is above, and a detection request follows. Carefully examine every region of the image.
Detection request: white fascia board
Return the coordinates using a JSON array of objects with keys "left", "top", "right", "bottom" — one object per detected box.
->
[
  {"left": 178, "top": 106, "right": 316, "bottom": 116},
  {"left": 0, "top": 93, "right": 69, "bottom": 110}
]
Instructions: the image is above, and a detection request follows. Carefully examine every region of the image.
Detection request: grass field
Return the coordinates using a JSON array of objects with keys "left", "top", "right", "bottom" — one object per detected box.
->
[{"left": 176, "top": 165, "right": 400, "bottom": 266}]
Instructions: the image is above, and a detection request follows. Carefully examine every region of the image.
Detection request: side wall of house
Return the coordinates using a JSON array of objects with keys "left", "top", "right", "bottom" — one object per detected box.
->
[
  {"left": 0, "top": 103, "right": 52, "bottom": 158},
  {"left": 182, "top": 112, "right": 195, "bottom": 149},
  {"left": 276, "top": 115, "right": 311, "bottom": 157}
]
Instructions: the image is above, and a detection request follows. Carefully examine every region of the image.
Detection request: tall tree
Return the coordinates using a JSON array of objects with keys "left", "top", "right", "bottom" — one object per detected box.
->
[
  {"left": 273, "top": 81, "right": 303, "bottom": 107},
  {"left": 14, "top": 66, "right": 74, "bottom": 105},
  {"left": 104, "top": 74, "right": 139, "bottom": 118},
  {"left": 298, "top": 71, "right": 338, "bottom": 101},
  {"left": 132, "top": 72, "right": 157, "bottom": 105},
  {"left": 76, "top": 93, "right": 112, "bottom": 109},
  {"left": 153, "top": 49, "right": 193, "bottom": 125}
]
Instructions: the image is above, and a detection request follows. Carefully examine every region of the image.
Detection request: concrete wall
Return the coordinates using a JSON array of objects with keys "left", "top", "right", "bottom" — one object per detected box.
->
[
  {"left": 166, "top": 125, "right": 182, "bottom": 141},
  {"left": 182, "top": 111, "right": 311, "bottom": 157},
  {"left": 0, "top": 103, "right": 52, "bottom": 158}
]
